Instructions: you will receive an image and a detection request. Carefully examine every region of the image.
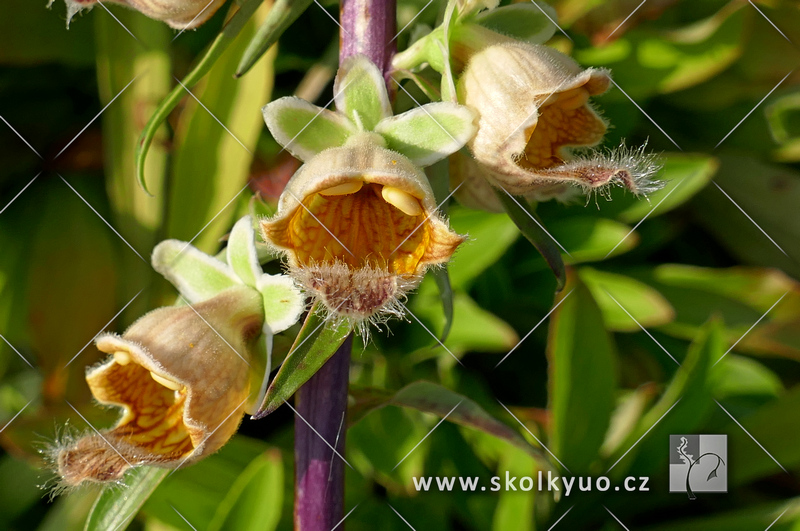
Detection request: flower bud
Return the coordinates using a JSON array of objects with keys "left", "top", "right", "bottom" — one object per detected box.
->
[
  {"left": 53, "top": 0, "right": 226, "bottom": 29},
  {"left": 53, "top": 286, "right": 263, "bottom": 487},
  {"left": 458, "top": 42, "right": 660, "bottom": 201},
  {"left": 260, "top": 134, "right": 465, "bottom": 327}
]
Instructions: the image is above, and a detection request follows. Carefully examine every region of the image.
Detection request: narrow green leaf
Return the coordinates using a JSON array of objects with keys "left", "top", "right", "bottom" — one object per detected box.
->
[
  {"left": 254, "top": 305, "right": 352, "bottom": 417},
  {"left": 135, "top": 0, "right": 265, "bottom": 193},
  {"left": 447, "top": 207, "right": 519, "bottom": 289},
  {"left": 227, "top": 216, "right": 262, "bottom": 287},
  {"left": 473, "top": 3, "right": 556, "bottom": 45},
  {"left": 334, "top": 55, "right": 392, "bottom": 130},
  {"left": 608, "top": 318, "right": 721, "bottom": 479},
  {"left": 262, "top": 97, "right": 355, "bottom": 161},
  {"left": 95, "top": 10, "right": 170, "bottom": 316},
  {"left": 495, "top": 190, "right": 566, "bottom": 291},
  {"left": 374, "top": 103, "right": 477, "bottom": 166},
  {"left": 349, "top": 381, "right": 547, "bottom": 463},
  {"left": 236, "top": 0, "right": 315, "bottom": 77},
  {"left": 166, "top": 2, "right": 275, "bottom": 254},
  {"left": 579, "top": 267, "right": 676, "bottom": 332},
  {"left": 492, "top": 447, "right": 536, "bottom": 531},
  {"left": 84, "top": 467, "right": 168, "bottom": 531},
  {"left": 152, "top": 240, "right": 240, "bottom": 303},
  {"left": 208, "top": 450, "right": 284, "bottom": 531},
  {"left": 548, "top": 274, "right": 617, "bottom": 474},
  {"left": 432, "top": 267, "right": 454, "bottom": 342},
  {"left": 642, "top": 497, "right": 800, "bottom": 531}
]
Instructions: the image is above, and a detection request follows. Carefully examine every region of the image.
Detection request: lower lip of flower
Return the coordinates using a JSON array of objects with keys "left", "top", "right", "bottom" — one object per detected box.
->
[{"left": 264, "top": 181, "right": 430, "bottom": 318}]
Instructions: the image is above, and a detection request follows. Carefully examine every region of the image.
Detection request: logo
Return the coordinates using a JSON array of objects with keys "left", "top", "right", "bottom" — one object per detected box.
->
[{"left": 669, "top": 434, "right": 727, "bottom": 499}]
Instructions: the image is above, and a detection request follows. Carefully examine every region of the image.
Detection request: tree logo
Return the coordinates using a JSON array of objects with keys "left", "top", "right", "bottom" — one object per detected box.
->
[{"left": 669, "top": 435, "right": 727, "bottom": 499}]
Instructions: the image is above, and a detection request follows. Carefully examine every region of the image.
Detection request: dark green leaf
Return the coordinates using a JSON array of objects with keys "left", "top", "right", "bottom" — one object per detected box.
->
[
  {"left": 431, "top": 267, "right": 454, "bottom": 342},
  {"left": 255, "top": 305, "right": 352, "bottom": 417},
  {"left": 495, "top": 190, "right": 566, "bottom": 291},
  {"left": 135, "top": 0, "right": 265, "bottom": 193},
  {"left": 547, "top": 274, "right": 617, "bottom": 473},
  {"left": 84, "top": 467, "right": 169, "bottom": 531},
  {"left": 208, "top": 449, "right": 284, "bottom": 531},
  {"left": 236, "top": 0, "right": 315, "bottom": 77}
]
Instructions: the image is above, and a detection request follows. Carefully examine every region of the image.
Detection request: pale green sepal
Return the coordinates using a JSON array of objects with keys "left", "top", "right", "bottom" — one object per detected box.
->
[
  {"left": 474, "top": 3, "right": 557, "bottom": 44},
  {"left": 257, "top": 274, "right": 305, "bottom": 334},
  {"left": 334, "top": 55, "right": 393, "bottom": 131},
  {"left": 152, "top": 240, "right": 241, "bottom": 304},
  {"left": 262, "top": 97, "right": 356, "bottom": 161},
  {"left": 456, "top": 0, "right": 499, "bottom": 20},
  {"left": 375, "top": 103, "right": 477, "bottom": 166},
  {"left": 227, "top": 215, "right": 263, "bottom": 287}
]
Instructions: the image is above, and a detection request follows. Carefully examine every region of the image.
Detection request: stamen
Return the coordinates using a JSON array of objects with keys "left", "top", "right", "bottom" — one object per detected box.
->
[
  {"left": 113, "top": 351, "right": 131, "bottom": 365},
  {"left": 318, "top": 181, "right": 363, "bottom": 196},
  {"left": 381, "top": 186, "right": 422, "bottom": 216},
  {"left": 150, "top": 371, "right": 182, "bottom": 391}
]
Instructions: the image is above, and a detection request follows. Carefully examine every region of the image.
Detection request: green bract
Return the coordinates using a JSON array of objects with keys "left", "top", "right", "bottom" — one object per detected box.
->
[{"left": 262, "top": 55, "right": 477, "bottom": 166}]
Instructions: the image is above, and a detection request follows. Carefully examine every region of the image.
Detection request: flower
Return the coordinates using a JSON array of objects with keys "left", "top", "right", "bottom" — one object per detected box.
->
[
  {"left": 457, "top": 42, "right": 661, "bottom": 201},
  {"left": 52, "top": 217, "right": 304, "bottom": 487},
  {"left": 260, "top": 133, "right": 464, "bottom": 326},
  {"left": 260, "top": 55, "right": 476, "bottom": 325},
  {"left": 51, "top": 0, "right": 226, "bottom": 29},
  {"left": 54, "top": 286, "right": 263, "bottom": 487}
]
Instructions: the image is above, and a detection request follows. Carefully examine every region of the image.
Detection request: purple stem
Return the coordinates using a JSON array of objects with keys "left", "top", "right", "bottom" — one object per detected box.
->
[
  {"left": 339, "top": 0, "right": 397, "bottom": 80},
  {"left": 293, "top": 2, "right": 395, "bottom": 529},
  {"left": 294, "top": 334, "right": 352, "bottom": 530}
]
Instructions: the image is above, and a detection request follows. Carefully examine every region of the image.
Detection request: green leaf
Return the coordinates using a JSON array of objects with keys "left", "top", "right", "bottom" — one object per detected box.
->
[
  {"left": 728, "top": 386, "right": 800, "bottom": 486},
  {"left": 642, "top": 497, "right": 800, "bottom": 531},
  {"left": 257, "top": 274, "right": 304, "bottom": 334},
  {"left": 554, "top": 216, "right": 638, "bottom": 263},
  {"left": 226, "top": 216, "right": 262, "bottom": 287},
  {"left": 495, "top": 190, "right": 566, "bottom": 291},
  {"left": 262, "top": 97, "right": 356, "bottom": 161},
  {"left": 711, "top": 355, "right": 783, "bottom": 400},
  {"left": 254, "top": 305, "right": 352, "bottom": 417},
  {"left": 375, "top": 103, "right": 477, "bottom": 166},
  {"left": 607, "top": 153, "right": 718, "bottom": 223},
  {"left": 135, "top": 0, "right": 266, "bottom": 193},
  {"left": 410, "top": 284, "right": 518, "bottom": 355},
  {"left": 693, "top": 155, "right": 800, "bottom": 279},
  {"left": 608, "top": 318, "right": 721, "bottom": 479},
  {"left": 492, "top": 447, "right": 536, "bottom": 531},
  {"left": 334, "top": 55, "right": 392, "bottom": 130},
  {"left": 547, "top": 275, "right": 617, "bottom": 474},
  {"left": 447, "top": 207, "right": 519, "bottom": 289},
  {"left": 579, "top": 267, "right": 675, "bottom": 332},
  {"left": 349, "top": 381, "right": 546, "bottom": 462},
  {"left": 84, "top": 467, "right": 169, "bottom": 531},
  {"left": 208, "top": 449, "right": 284, "bottom": 531},
  {"left": 236, "top": 0, "right": 315, "bottom": 77},
  {"left": 166, "top": 2, "right": 275, "bottom": 254},
  {"left": 431, "top": 267, "right": 454, "bottom": 342},
  {"left": 473, "top": 3, "right": 556, "bottom": 45},
  {"left": 152, "top": 240, "right": 240, "bottom": 304}
]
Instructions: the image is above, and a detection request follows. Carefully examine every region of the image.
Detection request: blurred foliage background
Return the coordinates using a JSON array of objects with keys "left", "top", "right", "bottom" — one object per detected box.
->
[{"left": 1, "top": 0, "right": 800, "bottom": 529}]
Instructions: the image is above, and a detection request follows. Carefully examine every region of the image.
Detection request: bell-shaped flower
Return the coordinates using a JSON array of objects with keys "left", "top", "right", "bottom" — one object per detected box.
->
[
  {"left": 458, "top": 42, "right": 660, "bottom": 200},
  {"left": 53, "top": 217, "right": 304, "bottom": 486},
  {"left": 51, "top": 0, "right": 226, "bottom": 29},
  {"left": 260, "top": 55, "right": 476, "bottom": 325}
]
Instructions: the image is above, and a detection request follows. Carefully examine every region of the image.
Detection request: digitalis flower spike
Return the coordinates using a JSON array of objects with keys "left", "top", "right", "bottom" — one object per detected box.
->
[
  {"left": 52, "top": 217, "right": 303, "bottom": 487},
  {"left": 261, "top": 55, "right": 475, "bottom": 327}
]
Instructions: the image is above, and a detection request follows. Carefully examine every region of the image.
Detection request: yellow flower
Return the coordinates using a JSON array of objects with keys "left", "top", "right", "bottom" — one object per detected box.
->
[
  {"left": 260, "top": 134, "right": 465, "bottom": 325},
  {"left": 55, "top": 286, "right": 263, "bottom": 487},
  {"left": 54, "top": 0, "right": 226, "bottom": 29},
  {"left": 458, "top": 42, "right": 660, "bottom": 201}
]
